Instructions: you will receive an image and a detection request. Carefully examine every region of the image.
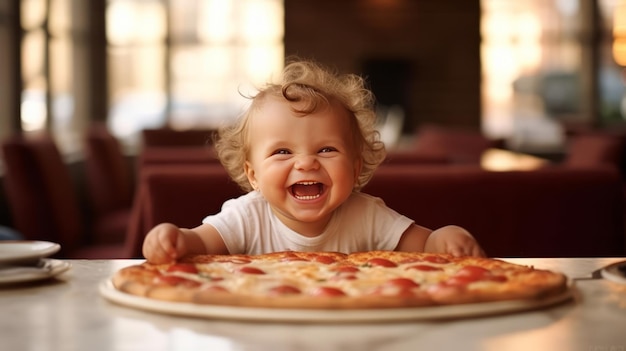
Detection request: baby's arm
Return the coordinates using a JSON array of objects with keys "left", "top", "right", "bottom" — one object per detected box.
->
[
  {"left": 424, "top": 225, "right": 485, "bottom": 257},
  {"left": 394, "top": 223, "right": 432, "bottom": 253},
  {"left": 395, "top": 224, "right": 485, "bottom": 257},
  {"left": 142, "top": 222, "right": 229, "bottom": 263}
]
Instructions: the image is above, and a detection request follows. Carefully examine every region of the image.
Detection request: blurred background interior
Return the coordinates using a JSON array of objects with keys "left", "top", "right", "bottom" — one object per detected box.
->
[{"left": 2, "top": 0, "right": 626, "bottom": 257}]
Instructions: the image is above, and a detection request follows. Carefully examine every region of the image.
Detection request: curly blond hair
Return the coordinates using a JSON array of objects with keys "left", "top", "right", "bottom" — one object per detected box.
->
[{"left": 215, "top": 58, "right": 386, "bottom": 192}]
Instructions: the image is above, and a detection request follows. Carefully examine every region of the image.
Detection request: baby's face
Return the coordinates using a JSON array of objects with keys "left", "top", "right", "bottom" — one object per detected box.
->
[{"left": 244, "top": 96, "right": 362, "bottom": 237}]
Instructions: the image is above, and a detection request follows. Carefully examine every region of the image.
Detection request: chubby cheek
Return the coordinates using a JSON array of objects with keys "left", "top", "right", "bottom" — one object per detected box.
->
[
  {"left": 344, "top": 172, "right": 360, "bottom": 192},
  {"left": 329, "top": 161, "right": 360, "bottom": 193},
  {"left": 256, "top": 162, "right": 292, "bottom": 189}
]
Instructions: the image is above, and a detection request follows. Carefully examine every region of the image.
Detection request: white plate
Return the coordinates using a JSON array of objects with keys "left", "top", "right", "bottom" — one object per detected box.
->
[
  {"left": 0, "top": 259, "right": 71, "bottom": 284},
  {"left": 0, "top": 241, "right": 61, "bottom": 263},
  {"left": 601, "top": 260, "right": 626, "bottom": 285},
  {"left": 100, "top": 280, "right": 574, "bottom": 322}
]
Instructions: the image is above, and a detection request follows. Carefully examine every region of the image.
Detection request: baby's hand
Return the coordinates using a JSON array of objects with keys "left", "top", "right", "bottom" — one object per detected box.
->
[
  {"left": 142, "top": 223, "right": 188, "bottom": 263},
  {"left": 424, "top": 225, "right": 485, "bottom": 257}
]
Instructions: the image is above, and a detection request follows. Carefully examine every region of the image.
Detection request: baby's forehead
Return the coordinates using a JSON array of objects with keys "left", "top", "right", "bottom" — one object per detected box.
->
[
  {"left": 246, "top": 95, "right": 355, "bottom": 138},
  {"left": 252, "top": 93, "right": 349, "bottom": 119}
]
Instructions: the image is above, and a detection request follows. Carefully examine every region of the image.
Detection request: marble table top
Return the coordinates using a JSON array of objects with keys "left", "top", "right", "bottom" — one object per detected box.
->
[{"left": 1, "top": 257, "right": 625, "bottom": 351}]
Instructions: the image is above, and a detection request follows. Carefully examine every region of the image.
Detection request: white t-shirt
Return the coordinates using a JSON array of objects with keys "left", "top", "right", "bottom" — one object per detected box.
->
[{"left": 202, "top": 191, "right": 414, "bottom": 254}]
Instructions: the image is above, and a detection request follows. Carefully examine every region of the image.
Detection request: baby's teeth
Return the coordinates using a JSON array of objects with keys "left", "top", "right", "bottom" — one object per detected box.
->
[{"left": 295, "top": 194, "right": 321, "bottom": 200}]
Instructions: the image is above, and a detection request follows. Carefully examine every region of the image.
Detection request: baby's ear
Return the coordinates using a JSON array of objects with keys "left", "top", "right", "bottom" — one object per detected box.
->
[{"left": 243, "top": 161, "right": 257, "bottom": 189}]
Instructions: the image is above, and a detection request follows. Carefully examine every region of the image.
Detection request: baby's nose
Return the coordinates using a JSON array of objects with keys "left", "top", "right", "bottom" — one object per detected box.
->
[{"left": 294, "top": 154, "right": 320, "bottom": 170}]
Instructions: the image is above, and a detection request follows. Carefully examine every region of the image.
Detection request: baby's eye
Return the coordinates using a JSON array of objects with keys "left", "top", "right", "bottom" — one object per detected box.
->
[
  {"left": 319, "top": 147, "right": 338, "bottom": 153},
  {"left": 272, "top": 149, "right": 291, "bottom": 155}
]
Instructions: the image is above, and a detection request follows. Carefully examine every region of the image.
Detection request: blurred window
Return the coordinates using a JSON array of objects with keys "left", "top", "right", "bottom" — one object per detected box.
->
[
  {"left": 107, "top": 0, "right": 284, "bottom": 147},
  {"left": 599, "top": 0, "right": 626, "bottom": 125},
  {"left": 19, "top": 0, "right": 75, "bottom": 152},
  {"left": 480, "top": 0, "right": 624, "bottom": 151}
]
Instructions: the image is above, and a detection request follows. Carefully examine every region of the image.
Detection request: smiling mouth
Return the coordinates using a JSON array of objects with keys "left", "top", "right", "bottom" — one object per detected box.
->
[{"left": 290, "top": 181, "right": 324, "bottom": 200}]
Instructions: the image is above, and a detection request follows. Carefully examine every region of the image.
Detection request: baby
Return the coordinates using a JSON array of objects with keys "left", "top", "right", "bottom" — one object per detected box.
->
[{"left": 142, "top": 59, "right": 485, "bottom": 263}]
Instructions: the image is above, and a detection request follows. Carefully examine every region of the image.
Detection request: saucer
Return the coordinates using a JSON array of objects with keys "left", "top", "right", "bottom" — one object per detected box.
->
[
  {"left": 0, "top": 241, "right": 61, "bottom": 264},
  {"left": 0, "top": 259, "right": 71, "bottom": 284}
]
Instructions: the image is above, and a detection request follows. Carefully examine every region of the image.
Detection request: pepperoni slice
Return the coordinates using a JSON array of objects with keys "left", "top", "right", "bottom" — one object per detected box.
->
[
  {"left": 423, "top": 255, "right": 450, "bottom": 264},
  {"left": 489, "top": 275, "right": 508, "bottom": 282},
  {"left": 445, "top": 267, "right": 508, "bottom": 286},
  {"left": 237, "top": 266, "right": 266, "bottom": 274},
  {"left": 166, "top": 263, "right": 199, "bottom": 274},
  {"left": 313, "top": 255, "right": 337, "bottom": 264},
  {"left": 368, "top": 278, "right": 420, "bottom": 297},
  {"left": 442, "top": 266, "right": 491, "bottom": 286},
  {"left": 311, "top": 286, "right": 346, "bottom": 296},
  {"left": 269, "top": 285, "right": 302, "bottom": 295},
  {"left": 454, "top": 265, "right": 491, "bottom": 280},
  {"left": 384, "top": 278, "right": 420, "bottom": 288},
  {"left": 367, "top": 258, "right": 398, "bottom": 267},
  {"left": 406, "top": 264, "right": 443, "bottom": 272}
]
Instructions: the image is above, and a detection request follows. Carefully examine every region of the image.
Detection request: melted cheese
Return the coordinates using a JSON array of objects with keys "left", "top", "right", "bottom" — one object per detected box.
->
[{"left": 163, "top": 259, "right": 461, "bottom": 297}]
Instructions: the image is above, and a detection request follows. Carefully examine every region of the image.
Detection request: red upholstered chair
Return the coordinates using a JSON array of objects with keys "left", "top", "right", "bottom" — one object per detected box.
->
[
  {"left": 141, "top": 128, "right": 217, "bottom": 147},
  {"left": 563, "top": 133, "right": 624, "bottom": 169},
  {"left": 363, "top": 165, "right": 625, "bottom": 257},
  {"left": 84, "top": 123, "right": 133, "bottom": 245},
  {"left": 413, "top": 124, "right": 503, "bottom": 164},
  {"left": 125, "top": 164, "right": 243, "bottom": 257},
  {"left": 562, "top": 132, "right": 626, "bottom": 240},
  {"left": 137, "top": 128, "right": 221, "bottom": 168},
  {"left": 1, "top": 133, "right": 126, "bottom": 258},
  {"left": 137, "top": 146, "right": 220, "bottom": 167}
]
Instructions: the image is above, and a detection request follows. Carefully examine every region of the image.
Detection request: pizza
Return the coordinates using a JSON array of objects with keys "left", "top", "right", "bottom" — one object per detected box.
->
[{"left": 110, "top": 251, "right": 568, "bottom": 310}]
